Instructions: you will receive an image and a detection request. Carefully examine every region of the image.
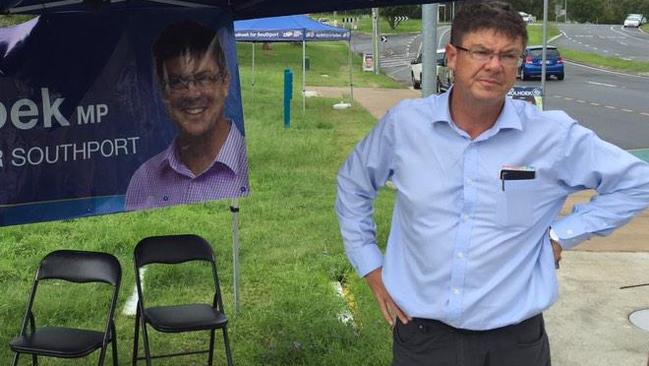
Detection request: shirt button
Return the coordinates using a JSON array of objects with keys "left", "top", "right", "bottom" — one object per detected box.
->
[
  {"left": 462, "top": 214, "right": 469, "bottom": 221},
  {"left": 567, "top": 229, "right": 573, "bottom": 235},
  {"left": 457, "top": 252, "right": 464, "bottom": 259},
  {"left": 453, "top": 288, "right": 460, "bottom": 295}
]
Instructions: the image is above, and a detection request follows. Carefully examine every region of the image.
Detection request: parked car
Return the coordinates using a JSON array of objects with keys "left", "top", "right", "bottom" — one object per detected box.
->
[
  {"left": 623, "top": 14, "right": 647, "bottom": 28},
  {"left": 410, "top": 48, "right": 453, "bottom": 92},
  {"left": 518, "top": 11, "right": 536, "bottom": 23},
  {"left": 518, "top": 45, "right": 564, "bottom": 81}
]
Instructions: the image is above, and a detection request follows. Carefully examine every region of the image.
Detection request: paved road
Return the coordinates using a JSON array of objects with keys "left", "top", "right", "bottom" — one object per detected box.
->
[
  {"left": 351, "top": 25, "right": 649, "bottom": 150},
  {"left": 351, "top": 27, "right": 451, "bottom": 86},
  {"left": 523, "top": 62, "right": 649, "bottom": 150},
  {"left": 554, "top": 23, "right": 649, "bottom": 62}
]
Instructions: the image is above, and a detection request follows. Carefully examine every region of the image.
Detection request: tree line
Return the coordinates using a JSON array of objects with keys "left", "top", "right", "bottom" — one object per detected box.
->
[{"left": 344, "top": 1, "right": 648, "bottom": 28}]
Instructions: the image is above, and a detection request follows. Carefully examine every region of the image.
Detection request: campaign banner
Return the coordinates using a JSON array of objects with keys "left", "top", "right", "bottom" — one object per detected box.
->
[
  {"left": 234, "top": 30, "right": 304, "bottom": 41},
  {"left": 0, "top": 8, "right": 248, "bottom": 226}
]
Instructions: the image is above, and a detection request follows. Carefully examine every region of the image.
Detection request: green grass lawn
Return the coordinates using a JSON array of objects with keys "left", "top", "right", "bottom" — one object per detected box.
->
[
  {"left": 558, "top": 48, "right": 649, "bottom": 75},
  {"left": 0, "top": 40, "right": 398, "bottom": 365}
]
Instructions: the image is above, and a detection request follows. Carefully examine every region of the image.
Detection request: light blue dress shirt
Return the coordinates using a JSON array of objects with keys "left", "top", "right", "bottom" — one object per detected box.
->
[{"left": 336, "top": 90, "right": 649, "bottom": 330}]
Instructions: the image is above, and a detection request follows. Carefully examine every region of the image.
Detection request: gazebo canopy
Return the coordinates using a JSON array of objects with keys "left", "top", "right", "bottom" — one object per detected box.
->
[{"left": 234, "top": 15, "right": 350, "bottom": 42}]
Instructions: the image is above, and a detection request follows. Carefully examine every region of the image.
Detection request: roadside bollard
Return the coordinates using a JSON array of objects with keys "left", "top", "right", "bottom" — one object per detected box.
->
[{"left": 284, "top": 68, "right": 293, "bottom": 128}]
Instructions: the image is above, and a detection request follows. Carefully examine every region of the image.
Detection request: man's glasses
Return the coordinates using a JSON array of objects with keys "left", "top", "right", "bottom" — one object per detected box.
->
[
  {"left": 453, "top": 44, "right": 523, "bottom": 67},
  {"left": 165, "top": 72, "right": 223, "bottom": 92}
]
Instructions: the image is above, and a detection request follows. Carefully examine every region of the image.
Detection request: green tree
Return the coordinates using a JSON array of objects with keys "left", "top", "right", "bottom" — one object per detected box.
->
[{"left": 569, "top": 0, "right": 606, "bottom": 22}]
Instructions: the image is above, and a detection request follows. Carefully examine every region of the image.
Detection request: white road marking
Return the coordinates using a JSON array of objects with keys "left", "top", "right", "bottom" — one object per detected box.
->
[
  {"left": 622, "top": 108, "right": 634, "bottom": 112},
  {"left": 605, "top": 105, "right": 617, "bottom": 109},
  {"left": 641, "top": 112, "right": 649, "bottom": 117},
  {"left": 576, "top": 100, "right": 586, "bottom": 103},
  {"left": 590, "top": 102, "right": 601, "bottom": 106},
  {"left": 331, "top": 281, "right": 356, "bottom": 327},
  {"left": 587, "top": 81, "right": 618, "bottom": 88}
]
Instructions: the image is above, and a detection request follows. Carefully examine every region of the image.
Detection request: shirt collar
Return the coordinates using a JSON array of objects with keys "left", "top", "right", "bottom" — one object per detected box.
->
[
  {"left": 430, "top": 86, "right": 523, "bottom": 138},
  {"left": 158, "top": 119, "right": 244, "bottom": 177}
]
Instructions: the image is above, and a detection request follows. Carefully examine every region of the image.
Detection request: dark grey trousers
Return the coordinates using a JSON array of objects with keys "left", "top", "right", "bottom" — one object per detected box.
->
[{"left": 392, "top": 314, "right": 551, "bottom": 366}]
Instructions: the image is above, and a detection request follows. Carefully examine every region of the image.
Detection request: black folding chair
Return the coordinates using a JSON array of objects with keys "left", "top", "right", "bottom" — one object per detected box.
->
[
  {"left": 132, "top": 234, "right": 233, "bottom": 366},
  {"left": 9, "top": 250, "right": 122, "bottom": 366}
]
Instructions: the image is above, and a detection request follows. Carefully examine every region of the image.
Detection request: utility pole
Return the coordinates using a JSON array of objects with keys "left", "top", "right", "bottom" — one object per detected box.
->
[
  {"left": 422, "top": 4, "right": 439, "bottom": 97},
  {"left": 372, "top": 8, "right": 380, "bottom": 75},
  {"left": 541, "top": 0, "right": 549, "bottom": 108}
]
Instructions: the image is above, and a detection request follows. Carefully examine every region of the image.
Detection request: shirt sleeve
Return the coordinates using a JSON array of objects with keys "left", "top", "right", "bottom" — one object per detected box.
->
[
  {"left": 552, "top": 123, "right": 649, "bottom": 249},
  {"left": 335, "top": 110, "right": 397, "bottom": 277}
]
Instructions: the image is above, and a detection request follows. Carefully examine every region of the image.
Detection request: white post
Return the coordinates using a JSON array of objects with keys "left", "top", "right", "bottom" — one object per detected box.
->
[{"left": 348, "top": 38, "right": 354, "bottom": 103}]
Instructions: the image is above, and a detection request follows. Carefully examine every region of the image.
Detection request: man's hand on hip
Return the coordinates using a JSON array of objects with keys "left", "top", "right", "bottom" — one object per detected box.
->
[
  {"left": 365, "top": 267, "right": 411, "bottom": 327},
  {"left": 550, "top": 239, "right": 562, "bottom": 268}
]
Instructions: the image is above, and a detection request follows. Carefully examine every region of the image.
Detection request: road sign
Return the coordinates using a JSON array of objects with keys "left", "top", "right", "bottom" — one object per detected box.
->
[
  {"left": 394, "top": 15, "right": 409, "bottom": 27},
  {"left": 362, "top": 53, "right": 374, "bottom": 72},
  {"left": 380, "top": 35, "right": 388, "bottom": 43}
]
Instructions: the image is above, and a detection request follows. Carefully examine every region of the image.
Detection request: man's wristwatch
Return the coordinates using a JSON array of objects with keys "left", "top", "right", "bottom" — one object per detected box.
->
[{"left": 549, "top": 228, "right": 560, "bottom": 244}]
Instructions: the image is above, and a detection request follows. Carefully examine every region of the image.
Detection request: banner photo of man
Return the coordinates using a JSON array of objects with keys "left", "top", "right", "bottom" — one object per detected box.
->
[{"left": 0, "top": 8, "right": 248, "bottom": 226}]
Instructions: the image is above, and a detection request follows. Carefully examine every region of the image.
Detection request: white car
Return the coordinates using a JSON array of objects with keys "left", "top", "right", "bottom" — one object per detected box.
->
[
  {"left": 519, "top": 11, "right": 536, "bottom": 24},
  {"left": 624, "top": 14, "right": 647, "bottom": 28},
  {"left": 410, "top": 48, "right": 453, "bottom": 93}
]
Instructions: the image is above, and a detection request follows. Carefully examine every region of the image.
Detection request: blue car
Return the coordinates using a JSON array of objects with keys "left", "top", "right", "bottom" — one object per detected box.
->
[{"left": 519, "top": 45, "right": 564, "bottom": 81}]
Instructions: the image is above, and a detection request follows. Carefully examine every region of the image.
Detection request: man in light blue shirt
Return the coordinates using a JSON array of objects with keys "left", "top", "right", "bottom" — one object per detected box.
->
[{"left": 336, "top": 2, "right": 649, "bottom": 365}]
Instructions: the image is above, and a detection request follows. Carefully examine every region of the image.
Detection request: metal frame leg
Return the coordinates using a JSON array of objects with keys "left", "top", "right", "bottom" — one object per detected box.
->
[{"left": 132, "top": 307, "right": 140, "bottom": 366}]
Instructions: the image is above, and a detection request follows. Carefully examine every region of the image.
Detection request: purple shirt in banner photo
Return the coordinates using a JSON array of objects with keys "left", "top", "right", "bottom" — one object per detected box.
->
[{"left": 125, "top": 119, "right": 248, "bottom": 211}]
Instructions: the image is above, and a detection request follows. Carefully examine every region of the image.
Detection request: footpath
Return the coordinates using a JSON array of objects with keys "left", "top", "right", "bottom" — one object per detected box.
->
[{"left": 310, "top": 86, "right": 649, "bottom": 366}]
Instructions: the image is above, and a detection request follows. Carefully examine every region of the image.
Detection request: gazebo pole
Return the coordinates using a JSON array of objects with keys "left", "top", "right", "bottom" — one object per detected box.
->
[
  {"left": 230, "top": 198, "right": 241, "bottom": 314},
  {"left": 251, "top": 42, "right": 255, "bottom": 105},
  {"left": 302, "top": 38, "right": 306, "bottom": 112}
]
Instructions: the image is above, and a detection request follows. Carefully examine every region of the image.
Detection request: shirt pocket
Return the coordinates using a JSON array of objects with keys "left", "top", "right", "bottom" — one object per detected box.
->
[{"left": 496, "top": 179, "right": 540, "bottom": 228}]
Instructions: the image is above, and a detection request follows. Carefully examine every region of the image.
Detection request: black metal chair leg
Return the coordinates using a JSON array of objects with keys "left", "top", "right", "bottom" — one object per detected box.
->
[
  {"left": 97, "top": 345, "right": 108, "bottom": 366},
  {"left": 11, "top": 352, "right": 19, "bottom": 366},
  {"left": 132, "top": 307, "right": 141, "bottom": 366},
  {"left": 208, "top": 329, "right": 216, "bottom": 366},
  {"left": 112, "top": 322, "right": 119, "bottom": 366},
  {"left": 141, "top": 320, "right": 153, "bottom": 366},
  {"left": 223, "top": 327, "right": 234, "bottom": 366},
  {"left": 32, "top": 353, "right": 38, "bottom": 366}
]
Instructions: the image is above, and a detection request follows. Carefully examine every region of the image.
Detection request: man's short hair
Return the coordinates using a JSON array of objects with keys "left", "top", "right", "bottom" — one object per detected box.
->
[
  {"left": 451, "top": 1, "right": 528, "bottom": 48},
  {"left": 152, "top": 20, "right": 228, "bottom": 83}
]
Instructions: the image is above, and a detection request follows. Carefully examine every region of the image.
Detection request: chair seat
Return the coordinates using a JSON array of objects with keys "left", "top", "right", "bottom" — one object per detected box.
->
[
  {"left": 9, "top": 327, "right": 106, "bottom": 358},
  {"left": 144, "top": 303, "right": 228, "bottom": 332}
]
